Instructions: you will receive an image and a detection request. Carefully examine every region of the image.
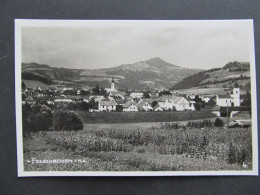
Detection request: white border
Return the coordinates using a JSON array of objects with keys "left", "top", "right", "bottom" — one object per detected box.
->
[{"left": 15, "top": 19, "right": 258, "bottom": 177}]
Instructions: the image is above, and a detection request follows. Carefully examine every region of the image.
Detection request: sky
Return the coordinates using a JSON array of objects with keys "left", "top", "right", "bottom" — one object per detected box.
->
[{"left": 22, "top": 25, "right": 251, "bottom": 70}]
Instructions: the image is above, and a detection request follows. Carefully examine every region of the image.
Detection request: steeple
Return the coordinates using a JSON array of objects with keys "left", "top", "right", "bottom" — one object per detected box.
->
[{"left": 111, "top": 77, "right": 115, "bottom": 91}]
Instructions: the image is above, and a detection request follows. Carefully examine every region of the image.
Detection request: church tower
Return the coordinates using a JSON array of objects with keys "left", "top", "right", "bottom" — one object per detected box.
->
[
  {"left": 232, "top": 88, "right": 240, "bottom": 106},
  {"left": 111, "top": 77, "right": 115, "bottom": 91}
]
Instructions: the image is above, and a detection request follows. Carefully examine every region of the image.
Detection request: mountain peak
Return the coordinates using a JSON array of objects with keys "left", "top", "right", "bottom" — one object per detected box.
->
[
  {"left": 147, "top": 57, "right": 163, "bottom": 61},
  {"left": 144, "top": 57, "right": 179, "bottom": 68}
]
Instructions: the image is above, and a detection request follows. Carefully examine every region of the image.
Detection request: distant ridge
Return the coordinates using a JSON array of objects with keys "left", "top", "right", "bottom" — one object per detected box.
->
[{"left": 22, "top": 58, "right": 202, "bottom": 90}]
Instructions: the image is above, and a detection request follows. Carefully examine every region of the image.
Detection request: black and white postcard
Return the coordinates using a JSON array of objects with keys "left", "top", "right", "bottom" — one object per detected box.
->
[{"left": 15, "top": 19, "right": 258, "bottom": 176}]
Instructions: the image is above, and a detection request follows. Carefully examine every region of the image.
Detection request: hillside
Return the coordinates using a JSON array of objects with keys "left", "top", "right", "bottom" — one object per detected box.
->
[
  {"left": 22, "top": 58, "right": 202, "bottom": 90},
  {"left": 102, "top": 57, "right": 201, "bottom": 89},
  {"left": 171, "top": 61, "right": 251, "bottom": 95}
]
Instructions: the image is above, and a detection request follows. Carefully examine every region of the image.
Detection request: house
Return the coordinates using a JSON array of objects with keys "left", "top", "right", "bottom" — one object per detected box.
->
[
  {"left": 169, "top": 96, "right": 190, "bottom": 111},
  {"left": 154, "top": 95, "right": 190, "bottom": 111},
  {"left": 94, "top": 95, "right": 105, "bottom": 102},
  {"left": 201, "top": 96, "right": 211, "bottom": 103},
  {"left": 156, "top": 96, "right": 173, "bottom": 110},
  {"left": 122, "top": 101, "right": 138, "bottom": 112},
  {"left": 109, "top": 91, "right": 127, "bottom": 100},
  {"left": 216, "top": 94, "right": 233, "bottom": 107},
  {"left": 153, "top": 104, "right": 164, "bottom": 111},
  {"left": 98, "top": 100, "right": 117, "bottom": 112},
  {"left": 130, "top": 92, "right": 144, "bottom": 99},
  {"left": 216, "top": 88, "right": 240, "bottom": 107},
  {"left": 82, "top": 98, "right": 89, "bottom": 103},
  {"left": 48, "top": 86, "right": 58, "bottom": 92},
  {"left": 137, "top": 100, "right": 153, "bottom": 111},
  {"left": 89, "top": 109, "right": 100, "bottom": 112},
  {"left": 54, "top": 98, "right": 74, "bottom": 104},
  {"left": 47, "top": 100, "right": 54, "bottom": 105},
  {"left": 23, "top": 96, "right": 35, "bottom": 105},
  {"left": 188, "top": 101, "right": 196, "bottom": 111}
]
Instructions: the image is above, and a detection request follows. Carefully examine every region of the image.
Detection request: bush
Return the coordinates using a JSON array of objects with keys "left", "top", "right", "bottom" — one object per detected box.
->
[
  {"left": 35, "top": 105, "right": 53, "bottom": 131},
  {"left": 214, "top": 118, "right": 224, "bottom": 127},
  {"left": 53, "top": 110, "right": 83, "bottom": 131},
  {"left": 22, "top": 103, "right": 53, "bottom": 133}
]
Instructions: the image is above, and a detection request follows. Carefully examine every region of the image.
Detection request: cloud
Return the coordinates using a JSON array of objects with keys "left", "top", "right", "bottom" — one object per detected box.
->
[{"left": 21, "top": 25, "right": 250, "bottom": 69}]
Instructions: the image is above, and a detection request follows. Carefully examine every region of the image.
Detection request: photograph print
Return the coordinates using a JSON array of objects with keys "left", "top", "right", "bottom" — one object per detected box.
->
[{"left": 15, "top": 20, "right": 258, "bottom": 176}]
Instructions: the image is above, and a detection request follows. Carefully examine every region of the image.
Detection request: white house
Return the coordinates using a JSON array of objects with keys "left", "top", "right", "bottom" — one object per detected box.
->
[
  {"left": 130, "top": 92, "right": 144, "bottom": 99},
  {"left": 188, "top": 101, "right": 196, "bottom": 111},
  {"left": 137, "top": 100, "right": 153, "bottom": 111},
  {"left": 54, "top": 98, "right": 74, "bottom": 104},
  {"left": 201, "top": 96, "right": 211, "bottom": 103},
  {"left": 216, "top": 88, "right": 240, "bottom": 107},
  {"left": 122, "top": 101, "right": 138, "bottom": 112},
  {"left": 216, "top": 94, "right": 233, "bottom": 107},
  {"left": 98, "top": 100, "right": 117, "bottom": 112},
  {"left": 47, "top": 100, "right": 55, "bottom": 105},
  {"left": 169, "top": 96, "right": 190, "bottom": 111},
  {"left": 156, "top": 97, "right": 172, "bottom": 110}
]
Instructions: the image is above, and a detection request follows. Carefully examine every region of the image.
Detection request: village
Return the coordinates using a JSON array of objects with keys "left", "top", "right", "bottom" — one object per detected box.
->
[{"left": 22, "top": 76, "right": 246, "bottom": 118}]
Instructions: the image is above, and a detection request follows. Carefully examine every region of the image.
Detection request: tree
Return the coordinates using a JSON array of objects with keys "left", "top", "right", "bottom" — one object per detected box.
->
[
  {"left": 79, "top": 101, "right": 90, "bottom": 111},
  {"left": 23, "top": 104, "right": 53, "bottom": 133},
  {"left": 143, "top": 91, "right": 151, "bottom": 99},
  {"left": 80, "top": 90, "right": 90, "bottom": 96},
  {"left": 234, "top": 82, "right": 239, "bottom": 88},
  {"left": 35, "top": 105, "right": 53, "bottom": 131},
  {"left": 100, "top": 87, "right": 108, "bottom": 97},
  {"left": 88, "top": 98, "right": 98, "bottom": 109},
  {"left": 194, "top": 95, "right": 202, "bottom": 110},
  {"left": 194, "top": 103, "right": 201, "bottom": 111},
  {"left": 214, "top": 118, "right": 224, "bottom": 127},
  {"left": 116, "top": 105, "right": 123, "bottom": 112},
  {"left": 22, "top": 81, "right": 26, "bottom": 91},
  {"left": 151, "top": 101, "right": 158, "bottom": 108},
  {"left": 241, "top": 92, "right": 251, "bottom": 107},
  {"left": 207, "top": 97, "right": 216, "bottom": 107},
  {"left": 53, "top": 110, "right": 83, "bottom": 131},
  {"left": 93, "top": 83, "right": 100, "bottom": 94},
  {"left": 159, "top": 90, "right": 172, "bottom": 96}
]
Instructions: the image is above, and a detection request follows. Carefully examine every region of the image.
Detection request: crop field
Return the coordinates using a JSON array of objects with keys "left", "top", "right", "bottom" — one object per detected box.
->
[
  {"left": 78, "top": 111, "right": 216, "bottom": 124},
  {"left": 23, "top": 122, "right": 252, "bottom": 172}
]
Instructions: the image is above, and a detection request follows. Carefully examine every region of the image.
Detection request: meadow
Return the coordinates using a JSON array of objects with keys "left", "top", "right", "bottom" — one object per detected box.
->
[
  {"left": 23, "top": 121, "right": 252, "bottom": 172},
  {"left": 78, "top": 111, "right": 216, "bottom": 123}
]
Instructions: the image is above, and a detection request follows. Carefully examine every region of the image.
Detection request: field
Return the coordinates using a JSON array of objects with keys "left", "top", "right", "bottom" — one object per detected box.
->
[
  {"left": 172, "top": 87, "right": 228, "bottom": 96},
  {"left": 78, "top": 111, "right": 216, "bottom": 123},
  {"left": 23, "top": 79, "right": 49, "bottom": 88},
  {"left": 23, "top": 122, "right": 252, "bottom": 172}
]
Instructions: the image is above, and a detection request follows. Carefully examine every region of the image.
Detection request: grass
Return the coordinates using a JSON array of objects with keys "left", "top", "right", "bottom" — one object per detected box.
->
[
  {"left": 78, "top": 111, "right": 216, "bottom": 123},
  {"left": 23, "top": 79, "right": 49, "bottom": 88},
  {"left": 23, "top": 122, "right": 252, "bottom": 172}
]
